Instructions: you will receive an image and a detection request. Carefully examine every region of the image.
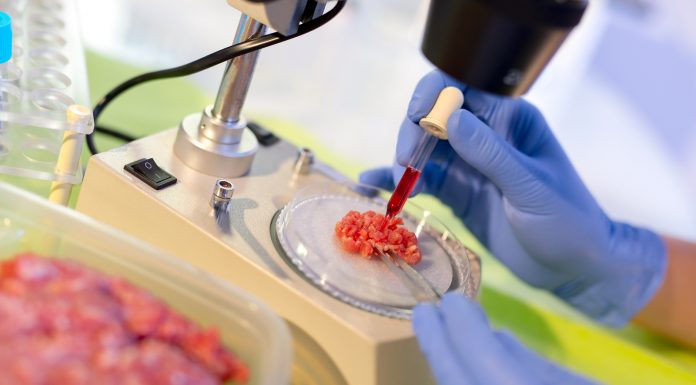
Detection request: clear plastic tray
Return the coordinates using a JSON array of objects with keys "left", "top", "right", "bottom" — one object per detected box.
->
[
  {"left": 274, "top": 181, "right": 482, "bottom": 319},
  {"left": 0, "top": 0, "right": 93, "bottom": 184},
  {"left": 0, "top": 181, "right": 292, "bottom": 385}
]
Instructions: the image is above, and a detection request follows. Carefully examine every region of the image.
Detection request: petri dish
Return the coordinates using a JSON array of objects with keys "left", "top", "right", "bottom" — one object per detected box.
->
[{"left": 273, "top": 181, "right": 481, "bottom": 319}]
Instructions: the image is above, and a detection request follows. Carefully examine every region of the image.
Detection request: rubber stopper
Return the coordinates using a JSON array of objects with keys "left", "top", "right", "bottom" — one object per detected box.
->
[
  {"left": 419, "top": 87, "right": 464, "bottom": 140},
  {"left": 0, "top": 12, "right": 11, "bottom": 64}
]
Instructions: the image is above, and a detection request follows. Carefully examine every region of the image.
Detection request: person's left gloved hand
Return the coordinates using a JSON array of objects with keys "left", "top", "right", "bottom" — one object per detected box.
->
[{"left": 414, "top": 293, "right": 600, "bottom": 385}]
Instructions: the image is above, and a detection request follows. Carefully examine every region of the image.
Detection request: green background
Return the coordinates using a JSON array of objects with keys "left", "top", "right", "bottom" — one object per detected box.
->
[{"left": 3, "top": 51, "right": 696, "bottom": 385}]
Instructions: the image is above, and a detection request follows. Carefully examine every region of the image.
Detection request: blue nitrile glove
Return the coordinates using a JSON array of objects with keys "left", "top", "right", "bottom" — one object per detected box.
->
[
  {"left": 361, "top": 70, "right": 666, "bottom": 326},
  {"left": 413, "top": 293, "right": 600, "bottom": 385}
]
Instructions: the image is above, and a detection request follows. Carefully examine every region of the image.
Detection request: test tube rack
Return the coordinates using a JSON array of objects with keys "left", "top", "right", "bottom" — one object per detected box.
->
[{"left": 0, "top": 0, "right": 93, "bottom": 186}]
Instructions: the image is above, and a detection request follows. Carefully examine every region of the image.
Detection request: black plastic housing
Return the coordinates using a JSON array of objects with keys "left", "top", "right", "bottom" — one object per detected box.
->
[{"left": 422, "top": 0, "right": 588, "bottom": 96}]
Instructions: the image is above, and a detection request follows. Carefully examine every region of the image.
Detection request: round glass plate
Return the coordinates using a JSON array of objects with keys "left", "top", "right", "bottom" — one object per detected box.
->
[{"left": 273, "top": 181, "right": 481, "bottom": 319}]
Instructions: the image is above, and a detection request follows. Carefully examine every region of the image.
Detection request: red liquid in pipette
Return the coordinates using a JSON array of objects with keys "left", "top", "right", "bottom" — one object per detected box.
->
[{"left": 386, "top": 166, "right": 422, "bottom": 219}]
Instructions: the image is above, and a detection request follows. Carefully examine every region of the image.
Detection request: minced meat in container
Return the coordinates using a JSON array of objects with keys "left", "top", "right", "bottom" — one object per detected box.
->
[{"left": 0, "top": 182, "right": 292, "bottom": 385}]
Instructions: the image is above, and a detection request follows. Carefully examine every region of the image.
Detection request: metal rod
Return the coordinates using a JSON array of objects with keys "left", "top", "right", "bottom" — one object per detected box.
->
[{"left": 211, "top": 14, "right": 266, "bottom": 124}]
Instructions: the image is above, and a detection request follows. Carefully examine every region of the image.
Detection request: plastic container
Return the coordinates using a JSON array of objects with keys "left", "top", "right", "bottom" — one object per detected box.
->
[
  {"left": 0, "top": 181, "right": 292, "bottom": 385},
  {"left": 0, "top": 0, "right": 93, "bottom": 184}
]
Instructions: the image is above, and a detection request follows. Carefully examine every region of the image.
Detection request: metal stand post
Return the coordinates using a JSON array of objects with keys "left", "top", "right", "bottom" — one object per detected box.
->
[{"left": 173, "top": 14, "right": 267, "bottom": 177}]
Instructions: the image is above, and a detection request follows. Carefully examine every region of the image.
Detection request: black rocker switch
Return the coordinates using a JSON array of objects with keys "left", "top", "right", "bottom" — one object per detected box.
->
[{"left": 124, "top": 158, "right": 177, "bottom": 190}]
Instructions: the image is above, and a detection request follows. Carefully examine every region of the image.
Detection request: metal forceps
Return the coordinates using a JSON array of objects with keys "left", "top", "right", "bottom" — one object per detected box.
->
[{"left": 376, "top": 248, "right": 442, "bottom": 303}]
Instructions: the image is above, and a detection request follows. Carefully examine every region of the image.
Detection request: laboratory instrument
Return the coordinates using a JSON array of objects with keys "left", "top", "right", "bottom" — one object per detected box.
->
[
  {"left": 75, "top": 0, "right": 588, "bottom": 384},
  {"left": 0, "top": 0, "right": 93, "bottom": 205},
  {"left": 423, "top": 0, "right": 588, "bottom": 96}
]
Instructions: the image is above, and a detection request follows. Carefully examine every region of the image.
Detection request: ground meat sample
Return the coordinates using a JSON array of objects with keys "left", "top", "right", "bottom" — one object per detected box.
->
[
  {"left": 335, "top": 210, "right": 422, "bottom": 265},
  {"left": 0, "top": 254, "right": 249, "bottom": 385}
]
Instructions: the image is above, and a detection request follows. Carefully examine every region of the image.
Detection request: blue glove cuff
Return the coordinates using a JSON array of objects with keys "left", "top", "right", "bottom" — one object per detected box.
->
[{"left": 553, "top": 223, "right": 667, "bottom": 327}]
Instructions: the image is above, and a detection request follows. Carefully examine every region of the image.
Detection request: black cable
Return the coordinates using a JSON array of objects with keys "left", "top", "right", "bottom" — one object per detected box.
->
[
  {"left": 94, "top": 125, "right": 138, "bottom": 142},
  {"left": 87, "top": 0, "right": 346, "bottom": 155}
]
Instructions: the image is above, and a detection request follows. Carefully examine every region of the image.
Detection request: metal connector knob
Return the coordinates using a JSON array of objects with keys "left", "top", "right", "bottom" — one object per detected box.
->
[
  {"left": 210, "top": 179, "right": 235, "bottom": 211},
  {"left": 293, "top": 147, "right": 314, "bottom": 176}
]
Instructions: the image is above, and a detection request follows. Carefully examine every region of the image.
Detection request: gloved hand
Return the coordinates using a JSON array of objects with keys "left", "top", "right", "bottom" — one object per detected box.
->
[
  {"left": 361, "top": 70, "right": 666, "bottom": 326},
  {"left": 413, "top": 293, "right": 599, "bottom": 385}
]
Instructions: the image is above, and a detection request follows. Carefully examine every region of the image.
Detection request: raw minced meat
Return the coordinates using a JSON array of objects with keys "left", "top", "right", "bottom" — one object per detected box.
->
[
  {"left": 0, "top": 254, "right": 249, "bottom": 385},
  {"left": 335, "top": 210, "right": 422, "bottom": 265}
]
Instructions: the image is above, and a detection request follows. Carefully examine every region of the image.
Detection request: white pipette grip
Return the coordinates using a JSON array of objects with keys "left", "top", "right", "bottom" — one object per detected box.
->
[{"left": 419, "top": 87, "right": 465, "bottom": 140}]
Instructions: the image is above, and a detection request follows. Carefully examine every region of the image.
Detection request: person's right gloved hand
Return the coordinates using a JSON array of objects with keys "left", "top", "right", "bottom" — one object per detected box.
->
[
  {"left": 361, "top": 70, "right": 666, "bottom": 326},
  {"left": 413, "top": 293, "right": 600, "bottom": 385}
]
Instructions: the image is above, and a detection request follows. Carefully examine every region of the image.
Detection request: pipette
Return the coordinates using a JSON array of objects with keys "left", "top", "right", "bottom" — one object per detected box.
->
[{"left": 385, "top": 87, "right": 464, "bottom": 218}]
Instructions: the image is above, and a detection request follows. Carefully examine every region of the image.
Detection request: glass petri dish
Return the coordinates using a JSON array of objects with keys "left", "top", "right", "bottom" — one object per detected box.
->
[{"left": 272, "top": 181, "right": 481, "bottom": 319}]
